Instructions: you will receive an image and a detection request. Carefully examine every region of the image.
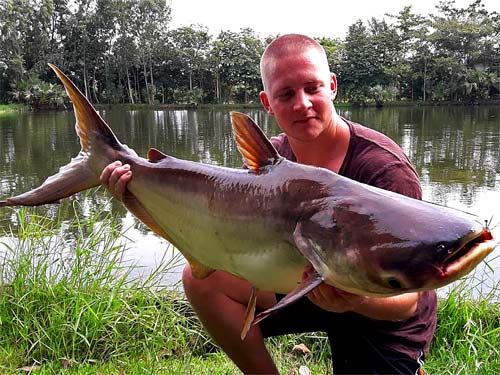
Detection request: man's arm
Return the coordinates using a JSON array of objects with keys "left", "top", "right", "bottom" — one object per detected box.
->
[
  {"left": 302, "top": 267, "right": 418, "bottom": 321},
  {"left": 307, "top": 282, "right": 419, "bottom": 321}
]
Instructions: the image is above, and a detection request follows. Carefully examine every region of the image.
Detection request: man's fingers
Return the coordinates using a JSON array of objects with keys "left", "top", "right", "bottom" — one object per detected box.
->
[
  {"left": 109, "top": 164, "right": 130, "bottom": 188},
  {"left": 99, "top": 161, "right": 133, "bottom": 201},
  {"left": 114, "top": 171, "right": 133, "bottom": 199},
  {"left": 100, "top": 161, "right": 122, "bottom": 186}
]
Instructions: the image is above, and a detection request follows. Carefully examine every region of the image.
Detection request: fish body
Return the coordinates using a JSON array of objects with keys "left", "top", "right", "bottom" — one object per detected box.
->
[{"left": 0, "top": 65, "right": 496, "bottom": 315}]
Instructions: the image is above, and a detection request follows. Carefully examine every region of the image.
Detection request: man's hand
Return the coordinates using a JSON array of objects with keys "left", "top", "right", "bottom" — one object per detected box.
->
[
  {"left": 100, "top": 161, "right": 132, "bottom": 201},
  {"left": 303, "top": 267, "right": 367, "bottom": 313},
  {"left": 307, "top": 283, "right": 368, "bottom": 313},
  {"left": 303, "top": 267, "right": 419, "bottom": 320}
]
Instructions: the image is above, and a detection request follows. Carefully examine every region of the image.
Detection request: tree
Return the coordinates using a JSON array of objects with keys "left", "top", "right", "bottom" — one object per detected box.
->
[
  {"left": 130, "top": 0, "right": 171, "bottom": 104},
  {"left": 388, "top": 6, "right": 429, "bottom": 100},
  {"left": 168, "top": 24, "right": 211, "bottom": 102},
  {"left": 341, "top": 20, "right": 380, "bottom": 104},
  {"left": 210, "top": 28, "right": 264, "bottom": 103},
  {"left": 427, "top": 0, "right": 500, "bottom": 100}
]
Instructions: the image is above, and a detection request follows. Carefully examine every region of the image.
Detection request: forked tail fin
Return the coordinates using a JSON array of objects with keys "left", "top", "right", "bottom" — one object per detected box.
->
[{"left": 0, "top": 64, "right": 127, "bottom": 207}]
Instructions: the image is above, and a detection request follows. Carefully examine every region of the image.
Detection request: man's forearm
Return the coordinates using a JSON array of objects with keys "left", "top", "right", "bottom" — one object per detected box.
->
[{"left": 352, "top": 292, "right": 420, "bottom": 321}]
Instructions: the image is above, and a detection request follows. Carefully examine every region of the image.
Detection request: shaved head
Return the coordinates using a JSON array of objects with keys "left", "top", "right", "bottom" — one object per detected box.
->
[{"left": 260, "top": 34, "right": 329, "bottom": 90}]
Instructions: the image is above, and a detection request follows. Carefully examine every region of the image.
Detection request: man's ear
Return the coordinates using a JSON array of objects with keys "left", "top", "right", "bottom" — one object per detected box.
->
[
  {"left": 330, "top": 73, "right": 338, "bottom": 101},
  {"left": 260, "top": 91, "right": 274, "bottom": 115}
]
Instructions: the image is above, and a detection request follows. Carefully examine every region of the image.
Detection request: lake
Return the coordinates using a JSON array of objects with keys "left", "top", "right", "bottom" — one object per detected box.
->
[{"left": 1, "top": 105, "right": 499, "bottom": 297}]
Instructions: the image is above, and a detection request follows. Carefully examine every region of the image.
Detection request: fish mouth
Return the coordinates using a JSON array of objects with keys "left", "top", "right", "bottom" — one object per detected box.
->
[{"left": 442, "top": 229, "right": 496, "bottom": 279}]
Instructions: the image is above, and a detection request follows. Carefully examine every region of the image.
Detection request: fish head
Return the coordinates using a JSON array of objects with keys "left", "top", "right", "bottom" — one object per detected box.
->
[{"left": 297, "top": 185, "right": 496, "bottom": 297}]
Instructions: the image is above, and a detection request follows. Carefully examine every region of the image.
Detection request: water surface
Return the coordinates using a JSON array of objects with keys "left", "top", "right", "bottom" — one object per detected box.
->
[{"left": 1, "top": 106, "right": 499, "bottom": 295}]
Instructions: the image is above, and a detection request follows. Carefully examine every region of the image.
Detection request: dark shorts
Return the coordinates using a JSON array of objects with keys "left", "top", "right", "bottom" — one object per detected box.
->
[{"left": 259, "top": 295, "right": 424, "bottom": 375}]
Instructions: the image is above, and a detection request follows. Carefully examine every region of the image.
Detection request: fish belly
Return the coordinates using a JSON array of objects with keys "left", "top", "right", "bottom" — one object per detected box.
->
[{"left": 130, "top": 178, "right": 307, "bottom": 294}]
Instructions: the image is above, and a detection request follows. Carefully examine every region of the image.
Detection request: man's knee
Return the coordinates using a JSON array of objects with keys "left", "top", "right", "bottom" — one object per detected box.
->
[
  {"left": 182, "top": 264, "right": 204, "bottom": 293},
  {"left": 182, "top": 264, "right": 222, "bottom": 299}
]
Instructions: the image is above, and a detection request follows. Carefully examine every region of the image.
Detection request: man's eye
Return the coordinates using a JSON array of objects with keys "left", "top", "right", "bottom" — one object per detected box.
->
[{"left": 306, "top": 85, "right": 320, "bottom": 93}]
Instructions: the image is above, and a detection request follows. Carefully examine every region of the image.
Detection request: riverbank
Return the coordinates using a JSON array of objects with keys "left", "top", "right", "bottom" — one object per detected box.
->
[
  {"left": 2, "top": 99, "right": 499, "bottom": 113},
  {"left": 0, "top": 104, "right": 24, "bottom": 114},
  {"left": 0, "top": 207, "right": 498, "bottom": 374}
]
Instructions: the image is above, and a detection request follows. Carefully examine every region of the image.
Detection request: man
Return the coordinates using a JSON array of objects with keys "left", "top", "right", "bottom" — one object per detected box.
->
[{"left": 101, "top": 34, "right": 436, "bottom": 374}]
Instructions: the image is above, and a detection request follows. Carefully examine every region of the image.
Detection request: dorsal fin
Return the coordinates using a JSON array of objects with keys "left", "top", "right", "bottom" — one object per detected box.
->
[
  {"left": 148, "top": 148, "right": 168, "bottom": 163},
  {"left": 230, "top": 112, "right": 282, "bottom": 171}
]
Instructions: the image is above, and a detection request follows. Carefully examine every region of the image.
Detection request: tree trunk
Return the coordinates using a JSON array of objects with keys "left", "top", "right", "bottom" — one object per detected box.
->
[
  {"left": 149, "top": 54, "right": 154, "bottom": 87},
  {"left": 423, "top": 59, "right": 427, "bottom": 102},
  {"left": 134, "top": 68, "right": 141, "bottom": 103},
  {"left": 142, "top": 57, "right": 150, "bottom": 104},
  {"left": 92, "top": 67, "right": 99, "bottom": 104},
  {"left": 83, "top": 62, "right": 89, "bottom": 99},
  {"left": 126, "top": 66, "right": 134, "bottom": 104},
  {"left": 215, "top": 69, "right": 220, "bottom": 102},
  {"left": 149, "top": 54, "right": 155, "bottom": 103}
]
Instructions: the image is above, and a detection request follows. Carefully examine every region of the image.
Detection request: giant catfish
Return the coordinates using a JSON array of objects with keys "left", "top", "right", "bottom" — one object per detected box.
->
[{"left": 0, "top": 65, "right": 496, "bottom": 337}]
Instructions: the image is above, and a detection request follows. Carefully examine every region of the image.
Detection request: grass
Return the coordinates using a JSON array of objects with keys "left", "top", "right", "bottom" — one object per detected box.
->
[
  {"left": 0, "top": 104, "right": 24, "bottom": 113},
  {"left": 0, "top": 204, "right": 499, "bottom": 374},
  {"left": 425, "top": 279, "right": 500, "bottom": 374}
]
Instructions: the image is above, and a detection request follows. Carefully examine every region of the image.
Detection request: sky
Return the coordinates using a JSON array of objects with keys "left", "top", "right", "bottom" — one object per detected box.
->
[{"left": 168, "top": 0, "right": 500, "bottom": 39}]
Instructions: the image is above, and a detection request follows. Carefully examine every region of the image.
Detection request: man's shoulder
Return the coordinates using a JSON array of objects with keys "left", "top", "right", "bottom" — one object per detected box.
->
[
  {"left": 347, "top": 120, "right": 407, "bottom": 160},
  {"left": 342, "top": 119, "right": 422, "bottom": 199}
]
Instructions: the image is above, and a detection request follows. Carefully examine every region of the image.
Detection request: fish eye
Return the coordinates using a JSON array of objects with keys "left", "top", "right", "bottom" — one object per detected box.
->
[{"left": 387, "top": 277, "right": 403, "bottom": 290}]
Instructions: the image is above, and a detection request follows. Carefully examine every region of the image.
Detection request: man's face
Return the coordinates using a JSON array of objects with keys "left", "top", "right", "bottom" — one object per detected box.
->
[{"left": 260, "top": 49, "right": 337, "bottom": 143}]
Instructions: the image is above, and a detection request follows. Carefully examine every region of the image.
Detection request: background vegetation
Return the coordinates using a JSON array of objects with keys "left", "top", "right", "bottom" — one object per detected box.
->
[{"left": 0, "top": 0, "right": 499, "bottom": 108}]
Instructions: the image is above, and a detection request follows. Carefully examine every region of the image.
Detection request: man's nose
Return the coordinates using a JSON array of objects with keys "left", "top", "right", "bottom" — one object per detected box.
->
[{"left": 292, "top": 90, "right": 312, "bottom": 112}]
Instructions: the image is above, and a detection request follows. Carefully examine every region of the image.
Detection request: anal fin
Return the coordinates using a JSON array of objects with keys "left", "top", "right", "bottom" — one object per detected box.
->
[{"left": 185, "top": 254, "right": 215, "bottom": 279}]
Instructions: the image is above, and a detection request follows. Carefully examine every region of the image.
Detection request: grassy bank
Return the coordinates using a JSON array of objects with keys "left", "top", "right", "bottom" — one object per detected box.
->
[
  {"left": 0, "top": 104, "right": 25, "bottom": 113},
  {"left": 0, "top": 206, "right": 498, "bottom": 374}
]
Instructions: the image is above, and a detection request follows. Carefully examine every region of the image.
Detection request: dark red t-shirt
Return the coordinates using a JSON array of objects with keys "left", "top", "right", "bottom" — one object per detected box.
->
[{"left": 270, "top": 119, "right": 437, "bottom": 359}]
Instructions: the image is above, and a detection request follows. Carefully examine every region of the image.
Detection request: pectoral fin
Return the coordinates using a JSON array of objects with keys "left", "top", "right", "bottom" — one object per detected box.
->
[
  {"left": 121, "top": 189, "right": 214, "bottom": 279},
  {"left": 184, "top": 254, "right": 215, "bottom": 279},
  {"left": 252, "top": 221, "right": 329, "bottom": 325},
  {"left": 292, "top": 221, "right": 328, "bottom": 276},
  {"left": 253, "top": 271, "right": 323, "bottom": 325}
]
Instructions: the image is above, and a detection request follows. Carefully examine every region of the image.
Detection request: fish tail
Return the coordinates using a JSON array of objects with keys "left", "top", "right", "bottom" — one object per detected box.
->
[{"left": 0, "top": 65, "right": 128, "bottom": 207}]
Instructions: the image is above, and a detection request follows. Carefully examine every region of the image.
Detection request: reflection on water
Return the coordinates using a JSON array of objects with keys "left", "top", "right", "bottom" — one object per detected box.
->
[{"left": 1, "top": 106, "right": 499, "bottom": 296}]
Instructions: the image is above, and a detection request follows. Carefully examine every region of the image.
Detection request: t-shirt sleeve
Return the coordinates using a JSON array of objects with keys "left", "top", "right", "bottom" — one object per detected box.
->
[{"left": 270, "top": 133, "right": 296, "bottom": 161}]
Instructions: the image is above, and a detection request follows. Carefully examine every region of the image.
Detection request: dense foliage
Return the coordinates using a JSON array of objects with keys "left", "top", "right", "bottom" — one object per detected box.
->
[{"left": 0, "top": 0, "right": 499, "bottom": 107}]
